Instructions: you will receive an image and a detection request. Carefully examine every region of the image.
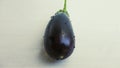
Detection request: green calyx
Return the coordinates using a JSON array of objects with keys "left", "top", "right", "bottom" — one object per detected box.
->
[{"left": 56, "top": 0, "right": 69, "bottom": 16}]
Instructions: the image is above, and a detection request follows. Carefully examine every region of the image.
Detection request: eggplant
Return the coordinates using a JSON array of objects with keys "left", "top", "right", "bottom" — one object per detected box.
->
[{"left": 44, "top": 0, "right": 75, "bottom": 60}]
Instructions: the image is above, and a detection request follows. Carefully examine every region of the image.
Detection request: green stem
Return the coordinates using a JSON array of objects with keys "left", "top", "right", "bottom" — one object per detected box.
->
[
  {"left": 56, "top": 0, "right": 69, "bottom": 16},
  {"left": 63, "top": 0, "right": 67, "bottom": 12}
]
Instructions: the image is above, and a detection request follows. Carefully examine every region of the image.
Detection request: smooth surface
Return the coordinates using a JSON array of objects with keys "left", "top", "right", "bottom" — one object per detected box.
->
[
  {"left": 0, "top": 0, "right": 120, "bottom": 68},
  {"left": 44, "top": 13, "right": 75, "bottom": 60}
]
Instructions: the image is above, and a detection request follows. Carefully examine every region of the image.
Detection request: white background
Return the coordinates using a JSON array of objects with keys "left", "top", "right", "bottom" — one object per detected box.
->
[{"left": 0, "top": 0, "right": 120, "bottom": 68}]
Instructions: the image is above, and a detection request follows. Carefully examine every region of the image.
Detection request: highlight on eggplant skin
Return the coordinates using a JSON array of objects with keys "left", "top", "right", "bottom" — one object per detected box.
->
[{"left": 44, "top": 13, "right": 75, "bottom": 60}]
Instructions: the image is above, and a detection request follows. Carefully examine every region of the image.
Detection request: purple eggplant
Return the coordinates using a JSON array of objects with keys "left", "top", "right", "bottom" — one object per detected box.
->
[{"left": 44, "top": 0, "right": 75, "bottom": 60}]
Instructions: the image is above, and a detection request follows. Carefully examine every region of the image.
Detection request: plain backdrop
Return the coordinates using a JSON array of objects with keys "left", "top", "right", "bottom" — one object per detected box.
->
[{"left": 0, "top": 0, "right": 120, "bottom": 68}]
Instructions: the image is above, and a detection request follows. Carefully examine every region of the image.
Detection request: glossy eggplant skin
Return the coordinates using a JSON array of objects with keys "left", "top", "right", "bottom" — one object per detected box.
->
[{"left": 44, "top": 13, "right": 75, "bottom": 60}]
